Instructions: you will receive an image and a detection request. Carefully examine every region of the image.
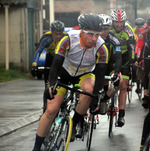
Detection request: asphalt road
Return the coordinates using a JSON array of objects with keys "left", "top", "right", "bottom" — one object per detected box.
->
[{"left": 0, "top": 79, "right": 149, "bottom": 151}]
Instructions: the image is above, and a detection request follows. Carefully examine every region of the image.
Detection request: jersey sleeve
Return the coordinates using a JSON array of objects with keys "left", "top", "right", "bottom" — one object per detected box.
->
[
  {"left": 96, "top": 44, "right": 109, "bottom": 65},
  {"left": 32, "top": 36, "right": 53, "bottom": 65},
  {"left": 55, "top": 35, "right": 70, "bottom": 57},
  {"left": 125, "top": 25, "right": 136, "bottom": 62}
]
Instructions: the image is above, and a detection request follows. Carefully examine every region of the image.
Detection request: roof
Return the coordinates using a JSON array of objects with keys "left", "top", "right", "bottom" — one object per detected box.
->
[{"left": 0, "top": 0, "right": 29, "bottom": 5}]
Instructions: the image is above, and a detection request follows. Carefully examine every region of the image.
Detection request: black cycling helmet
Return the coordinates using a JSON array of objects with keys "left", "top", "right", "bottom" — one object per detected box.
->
[
  {"left": 147, "top": 18, "right": 150, "bottom": 26},
  {"left": 134, "top": 18, "right": 145, "bottom": 27},
  {"left": 50, "top": 20, "right": 64, "bottom": 33},
  {"left": 78, "top": 13, "right": 103, "bottom": 31}
]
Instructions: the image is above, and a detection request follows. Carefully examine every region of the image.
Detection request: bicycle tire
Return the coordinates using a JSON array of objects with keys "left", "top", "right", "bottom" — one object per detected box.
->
[
  {"left": 143, "top": 133, "right": 150, "bottom": 151},
  {"left": 40, "top": 121, "right": 55, "bottom": 151},
  {"left": 128, "top": 78, "right": 133, "bottom": 103},
  {"left": 41, "top": 115, "right": 73, "bottom": 151},
  {"left": 138, "top": 67, "right": 143, "bottom": 101},
  {"left": 86, "top": 114, "right": 94, "bottom": 151},
  {"left": 108, "top": 96, "right": 114, "bottom": 138}
]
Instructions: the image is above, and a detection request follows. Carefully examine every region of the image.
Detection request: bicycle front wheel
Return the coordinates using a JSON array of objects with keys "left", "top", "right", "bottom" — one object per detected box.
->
[
  {"left": 41, "top": 115, "right": 73, "bottom": 151},
  {"left": 86, "top": 114, "right": 94, "bottom": 151},
  {"left": 56, "top": 115, "right": 73, "bottom": 151},
  {"left": 108, "top": 97, "right": 114, "bottom": 138}
]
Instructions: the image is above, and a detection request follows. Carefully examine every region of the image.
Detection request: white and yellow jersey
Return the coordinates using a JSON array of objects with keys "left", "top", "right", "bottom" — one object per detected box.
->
[{"left": 55, "top": 30, "right": 109, "bottom": 76}]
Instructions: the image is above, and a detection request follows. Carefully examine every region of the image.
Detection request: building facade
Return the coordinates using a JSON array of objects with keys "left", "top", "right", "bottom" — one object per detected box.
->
[{"left": 0, "top": 0, "right": 149, "bottom": 72}]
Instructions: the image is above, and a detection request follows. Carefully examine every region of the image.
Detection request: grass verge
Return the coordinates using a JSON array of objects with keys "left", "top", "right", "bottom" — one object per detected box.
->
[{"left": 0, "top": 67, "right": 30, "bottom": 82}]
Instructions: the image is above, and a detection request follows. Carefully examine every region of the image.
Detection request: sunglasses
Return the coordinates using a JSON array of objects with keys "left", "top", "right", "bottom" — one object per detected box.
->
[
  {"left": 53, "top": 32, "right": 63, "bottom": 35},
  {"left": 82, "top": 30, "right": 101, "bottom": 37}
]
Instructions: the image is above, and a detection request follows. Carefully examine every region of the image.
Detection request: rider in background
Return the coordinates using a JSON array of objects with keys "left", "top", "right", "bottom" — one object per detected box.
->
[
  {"left": 72, "top": 25, "right": 80, "bottom": 30},
  {"left": 32, "top": 13, "right": 109, "bottom": 151},
  {"left": 31, "top": 20, "right": 65, "bottom": 85},
  {"left": 135, "top": 18, "right": 150, "bottom": 106},
  {"left": 136, "top": 28, "right": 150, "bottom": 108},
  {"left": 133, "top": 18, "right": 145, "bottom": 94},
  {"left": 98, "top": 14, "right": 122, "bottom": 110},
  {"left": 31, "top": 20, "right": 66, "bottom": 113},
  {"left": 134, "top": 18, "right": 145, "bottom": 45},
  {"left": 139, "top": 31, "right": 150, "bottom": 148},
  {"left": 109, "top": 9, "right": 136, "bottom": 127},
  {"left": 135, "top": 18, "right": 150, "bottom": 60}
]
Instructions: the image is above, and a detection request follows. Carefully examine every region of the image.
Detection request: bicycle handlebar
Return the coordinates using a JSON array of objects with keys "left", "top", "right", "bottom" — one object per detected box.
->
[
  {"left": 53, "top": 77, "right": 105, "bottom": 106},
  {"left": 53, "top": 79, "right": 97, "bottom": 99},
  {"left": 138, "top": 56, "right": 150, "bottom": 63}
]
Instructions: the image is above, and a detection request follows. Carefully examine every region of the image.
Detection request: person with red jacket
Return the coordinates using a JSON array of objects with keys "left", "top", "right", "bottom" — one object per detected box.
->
[
  {"left": 135, "top": 19, "right": 150, "bottom": 59},
  {"left": 135, "top": 18, "right": 150, "bottom": 94}
]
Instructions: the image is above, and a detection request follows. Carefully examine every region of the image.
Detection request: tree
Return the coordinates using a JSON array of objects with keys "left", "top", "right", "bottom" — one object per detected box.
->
[{"left": 120, "top": 0, "right": 147, "bottom": 19}]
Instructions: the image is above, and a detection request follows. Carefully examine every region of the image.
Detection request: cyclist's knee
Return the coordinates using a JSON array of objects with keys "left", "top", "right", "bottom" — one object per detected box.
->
[
  {"left": 81, "top": 83, "right": 93, "bottom": 93},
  {"left": 120, "top": 84, "right": 127, "bottom": 93},
  {"left": 45, "top": 103, "right": 59, "bottom": 119}
]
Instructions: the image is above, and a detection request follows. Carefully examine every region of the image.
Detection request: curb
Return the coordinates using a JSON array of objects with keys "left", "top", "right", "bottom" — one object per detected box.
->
[{"left": 0, "top": 110, "right": 42, "bottom": 138}]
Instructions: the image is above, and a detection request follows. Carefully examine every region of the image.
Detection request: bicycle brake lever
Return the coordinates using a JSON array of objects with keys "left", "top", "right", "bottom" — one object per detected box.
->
[
  {"left": 53, "top": 77, "right": 61, "bottom": 92},
  {"left": 97, "top": 89, "right": 105, "bottom": 106}
]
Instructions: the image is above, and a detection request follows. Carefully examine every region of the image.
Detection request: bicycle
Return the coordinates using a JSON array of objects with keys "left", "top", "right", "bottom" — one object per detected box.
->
[
  {"left": 75, "top": 91, "right": 104, "bottom": 151},
  {"left": 41, "top": 78, "right": 101, "bottom": 151},
  {"left": 105, "top": 76, "right": 119, "bottom": 138},
  {"left": 136, "top": 61, "right": 144, "bottom": 101},
  {"left": 127, "top": 64, "right": 134, "bottom": 103}
]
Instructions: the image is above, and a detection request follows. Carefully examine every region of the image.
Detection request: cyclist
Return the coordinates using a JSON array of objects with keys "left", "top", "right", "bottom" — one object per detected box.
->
[
  {"left": 135, "top": 18, "right": 150, "bottom": 60},
  {"left": 134, "top": 18, "right": 145, "bottom": 44},
  {"left": 75, "top": 14, "right": 122, "bottom": 138},
  {"left": 133, "top": 18, "right": 145, "bottom": 94},
  {"left": 72, "top": 25, "right": 80, "bottom": 30},
  {"left": 31, "top": 20, "right": 66, "bottom": 113},
  {"left": 135, "top": 18, "right": 150, "bottom": 106},
  {"left": 139, "top": 28, "right": 150, "bottom": 151},
  {"left": 31, "top": 20, "right": 65, "bottom": 85},
  {"left": 136, "top": 28, "right": 150, "bottom": 108},
  {"left": 109, "top": 9, "right": 136, "bottom": 127},
  {"left": 97, "top": 14, "right": 122, "bottom": 103},
  {"left": 32, "top": 13, "right": 109, "bottom": 151}
]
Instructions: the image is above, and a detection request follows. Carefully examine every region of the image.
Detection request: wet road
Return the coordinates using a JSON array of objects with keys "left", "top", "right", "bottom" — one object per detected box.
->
[
  {"left": 0, "top": 79, "right": 148, "bottom": 151},
  {"left": 0, "top": 79, "right": 44, "bottom": 127}
]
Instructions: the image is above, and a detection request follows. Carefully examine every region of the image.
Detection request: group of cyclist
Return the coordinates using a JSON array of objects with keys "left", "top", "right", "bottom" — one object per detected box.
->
[{"left": 31, "top": 8, "right": 150, "bottom": 151}]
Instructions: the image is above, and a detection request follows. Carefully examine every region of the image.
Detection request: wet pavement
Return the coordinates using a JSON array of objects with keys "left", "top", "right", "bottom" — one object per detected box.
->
[
  {"left": 0, "top": 79, "right": 44, "bottom": 137},
  {"left": 0, "top": 79, "right": 149, "bottom": 151}
]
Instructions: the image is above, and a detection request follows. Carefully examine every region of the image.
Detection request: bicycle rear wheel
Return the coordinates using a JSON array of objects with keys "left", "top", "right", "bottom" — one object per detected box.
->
[
  {"left": 86, "top": 114, "right": 94, "bottom": 151},
  {"left": 138, "top": 67, "right": 144, "bottom": 100},
  {"left": 136, "top": 66, "right": 144, "bottom": 101},
  {"left": 41, "top": 115, "right": 73, "bottom": 151},
  {"left": 108, "top": 97, "right": 114, "bottom": 138}
]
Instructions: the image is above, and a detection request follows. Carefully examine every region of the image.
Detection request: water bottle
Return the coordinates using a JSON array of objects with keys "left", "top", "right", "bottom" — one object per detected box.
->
[{"left": 55, "top": 117, "right": 61, "bottom": 129}]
